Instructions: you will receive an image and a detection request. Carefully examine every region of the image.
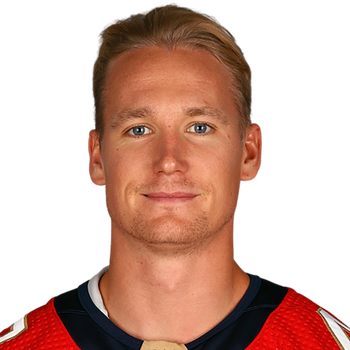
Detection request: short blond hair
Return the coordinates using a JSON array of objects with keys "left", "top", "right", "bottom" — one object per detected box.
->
[{"left": 93, "top": 5, "right": 251, "bottom": 142}]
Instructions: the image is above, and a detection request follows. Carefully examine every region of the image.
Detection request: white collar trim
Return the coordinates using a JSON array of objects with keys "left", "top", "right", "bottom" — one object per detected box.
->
[{"left": 87, "top": 266, "right": 110, "bottom": 317}]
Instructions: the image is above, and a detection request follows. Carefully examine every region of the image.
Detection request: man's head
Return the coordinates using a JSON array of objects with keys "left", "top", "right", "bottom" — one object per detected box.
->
[
  {"left": 93, "top": 5, "right": 251, "bottom": 144},
  {"left": 89, "top": 5, "right": 261, "bottom": 255}
]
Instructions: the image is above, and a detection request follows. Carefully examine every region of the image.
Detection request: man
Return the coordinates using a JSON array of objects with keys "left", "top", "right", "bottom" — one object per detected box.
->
[{"left": 0, "top": 5, "right": 349, "bottom": 350}]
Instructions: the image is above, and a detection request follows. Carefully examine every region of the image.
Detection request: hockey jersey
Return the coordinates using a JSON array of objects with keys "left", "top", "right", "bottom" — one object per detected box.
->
[{"left": 1, "top": 270, "right": 349, "bottom": 349}]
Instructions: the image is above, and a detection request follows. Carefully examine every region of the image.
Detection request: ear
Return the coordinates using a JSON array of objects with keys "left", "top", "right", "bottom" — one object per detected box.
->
[
  {"left": 240, "top": 123, "right": 262, "bottom": 181},
  {"left": 88, "top": 130, "right": 105, "bottom": 185}
]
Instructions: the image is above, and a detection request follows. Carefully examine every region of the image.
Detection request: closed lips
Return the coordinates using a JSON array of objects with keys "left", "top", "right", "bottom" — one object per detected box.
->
[{"left": 144, "top": 192, "right": 197, "bottom": 198}]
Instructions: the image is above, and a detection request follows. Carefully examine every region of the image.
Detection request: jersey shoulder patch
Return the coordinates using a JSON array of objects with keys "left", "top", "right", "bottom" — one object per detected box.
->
[
  {"left": 246, "top": 288, "right": 350, "bottom": 349},
  {"left": 317, "top": 308, "right": 350, "bottom": 349},
  {"left": 0, "top": 298, "right": 80, "bottom": 349}
]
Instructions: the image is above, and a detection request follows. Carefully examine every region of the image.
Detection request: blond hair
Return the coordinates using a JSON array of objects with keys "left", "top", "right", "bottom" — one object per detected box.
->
[{"left": 93, "top": 5, "right": 251, "bottom": 142}]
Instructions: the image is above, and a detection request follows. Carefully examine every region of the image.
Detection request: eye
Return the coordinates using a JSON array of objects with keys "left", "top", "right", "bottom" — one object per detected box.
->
[
  {"left": 187, "top": 123, "right": 213, "bottom": 135},
  {"left": 127, "top": 125, "right": 153, "bottom": 137}
]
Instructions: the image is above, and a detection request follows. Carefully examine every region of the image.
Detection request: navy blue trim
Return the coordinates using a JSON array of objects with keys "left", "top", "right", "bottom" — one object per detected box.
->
[
  {"left": 185, "top": 274, "right": 261, "bottom": 348},
  {"left": 55, "top": 288, "right": 138, "bottom": 350},
  {"left": 78, "top": 282, "right": 143, "bottom": 349},
  {"left": 54, "top": 274, "right": 288, "bottom": 350}
]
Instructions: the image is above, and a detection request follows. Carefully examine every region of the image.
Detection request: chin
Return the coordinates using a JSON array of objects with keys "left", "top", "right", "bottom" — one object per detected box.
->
[{"left": 117, "top": 212, "right": 212, "bottom": 253}]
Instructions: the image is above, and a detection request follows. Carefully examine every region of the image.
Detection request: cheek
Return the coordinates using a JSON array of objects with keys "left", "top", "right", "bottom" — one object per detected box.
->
[
  {"left": 103, "top": 144, "right": 151, "bottom": 196},
  {"left": 103, "top": 152, "right": 137, "bottom": 217},
  {"left": 104, "top": 155, "right": 130, "bottom": 186},
  {"left": 209, "top": 148, "right": 242, "bottom": 193},
  {"left": 207, "top": 145, "right": 242, "bottom": 176}
]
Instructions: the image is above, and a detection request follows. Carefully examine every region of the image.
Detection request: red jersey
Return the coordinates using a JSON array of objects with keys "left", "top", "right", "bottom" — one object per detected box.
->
[{"left": 1, "top": 275, "right": 349, "bottom": 349}]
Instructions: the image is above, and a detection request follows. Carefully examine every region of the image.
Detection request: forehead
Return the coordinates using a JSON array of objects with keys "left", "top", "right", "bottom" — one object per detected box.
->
[{"left": 103, "top": 46, "right": 237, "bottom": 121}]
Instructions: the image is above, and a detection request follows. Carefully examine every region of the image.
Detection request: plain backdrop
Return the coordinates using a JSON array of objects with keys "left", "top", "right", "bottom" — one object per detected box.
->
[{"left": 0, "top": 1, "right": 350, "bottom": 328}]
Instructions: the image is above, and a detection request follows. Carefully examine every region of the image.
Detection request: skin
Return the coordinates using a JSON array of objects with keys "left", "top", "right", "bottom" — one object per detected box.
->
[{"left": 89, "top": 46, "right": 261, "bottom": 343}]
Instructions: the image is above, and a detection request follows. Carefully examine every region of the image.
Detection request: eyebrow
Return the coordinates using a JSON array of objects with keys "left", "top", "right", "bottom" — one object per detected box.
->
[
  {"left": 110, "top": 107, "right": 153, "bottom": 128},
  {"left": 110, "top": 105, "right": 229, "bottom": 128},
  {"left": 184, "top": 106, "right": 229, "bottom": 126}
]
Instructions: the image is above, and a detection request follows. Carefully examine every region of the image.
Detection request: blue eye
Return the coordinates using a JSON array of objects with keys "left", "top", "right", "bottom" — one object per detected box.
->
[
  {"left": 187, "top": 123, "right": 212, "bottom": 134},
  {"left": 127, "top": 125, "right": 152, "bottom": 136}
]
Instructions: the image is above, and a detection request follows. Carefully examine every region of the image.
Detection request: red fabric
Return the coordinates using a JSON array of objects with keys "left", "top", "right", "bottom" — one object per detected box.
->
[
  {"left": 0, "top": 298, "right": 80, "bottom": 350},
  {"left": 246, "top": 288, "right": 350, "bottom": 349}
]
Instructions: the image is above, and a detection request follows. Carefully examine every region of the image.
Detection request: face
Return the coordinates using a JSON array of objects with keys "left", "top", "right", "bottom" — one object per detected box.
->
[{"left": 89, "top": 46, "right": 261, "bottom": 252}]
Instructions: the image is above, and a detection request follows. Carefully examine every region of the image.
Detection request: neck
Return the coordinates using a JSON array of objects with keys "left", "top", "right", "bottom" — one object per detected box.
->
[{"left": 99, "top": 224, "right": 249, "bottom": 344}]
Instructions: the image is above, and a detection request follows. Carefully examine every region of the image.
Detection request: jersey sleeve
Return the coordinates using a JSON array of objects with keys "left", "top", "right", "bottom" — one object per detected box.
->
[
  {"left": 0, "top": 298, "right": 80, "bottom": 350},
  {"left": 246, "top": 288, "right": 350, "bottom": 350}
]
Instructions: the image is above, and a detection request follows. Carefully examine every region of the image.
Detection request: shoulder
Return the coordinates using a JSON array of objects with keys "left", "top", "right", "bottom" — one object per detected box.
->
[
  {"left": 0, "top": 298, "right": 79, "bottom": 350},
  {"left": 248, "top": 287, "right": 350, "bottom": 349}
]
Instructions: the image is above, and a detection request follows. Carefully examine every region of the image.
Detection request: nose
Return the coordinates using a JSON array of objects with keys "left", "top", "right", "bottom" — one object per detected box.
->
[{"left": 152, "top": 131, "right": 189, "bottom": 175}]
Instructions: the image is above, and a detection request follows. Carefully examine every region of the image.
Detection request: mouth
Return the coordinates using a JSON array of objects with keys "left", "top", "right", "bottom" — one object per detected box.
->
[{"left": 143, "top": 192, "right": 198, "bottom": 203}]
